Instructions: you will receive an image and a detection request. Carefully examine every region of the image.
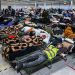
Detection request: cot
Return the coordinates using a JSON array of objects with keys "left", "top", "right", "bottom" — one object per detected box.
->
[
  {"left": 15, "top": 51, "right": 63, "bottom": 75},
  {"left": 15, "top": 39, "right": 68, "bottom": 75},
  {"left": 15, "top": 37, "right": 75, "bottom": 75}
]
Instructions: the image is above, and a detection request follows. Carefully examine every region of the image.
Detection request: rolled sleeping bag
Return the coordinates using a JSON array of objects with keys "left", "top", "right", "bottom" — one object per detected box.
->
[
  {"left": 0, "top": 33, "right": 16, "bottom": 39},
  {"left": 0, "top": 35, "right": 9, "bottom": 39},
  {"left": 17, "top": 31, "right": 26, "bottom": 37}
]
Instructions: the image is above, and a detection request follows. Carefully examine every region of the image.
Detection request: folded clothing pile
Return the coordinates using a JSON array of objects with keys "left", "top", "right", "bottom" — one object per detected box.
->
[
  {"left": 22, "top": 19, "right": 31, "bottom": 22},
  {"left": 40, "top": 25, "right": 46, "bottom": 29},
  {"left": 28, "top": 22, "right": 37, "bottom": 27}
]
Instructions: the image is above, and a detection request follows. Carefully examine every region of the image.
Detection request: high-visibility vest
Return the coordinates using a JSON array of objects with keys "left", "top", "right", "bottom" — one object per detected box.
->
[{"left": 43, "top": 45, "right": 59, "bottom": 60}]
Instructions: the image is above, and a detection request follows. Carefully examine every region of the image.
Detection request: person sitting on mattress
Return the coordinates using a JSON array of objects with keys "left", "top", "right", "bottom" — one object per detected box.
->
[
  {"left": 0, "top": 15, "right": 4, "bottom": 24},
  {"left": 60, "top": 15, "right": 64, "bottom": 22},
  {"left": 10, "top": 38, "right": 68, "bottom": 73}
]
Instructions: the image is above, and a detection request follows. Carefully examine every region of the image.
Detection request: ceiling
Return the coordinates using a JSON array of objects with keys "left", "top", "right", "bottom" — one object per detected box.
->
[{"left": 1, "top": 0, "right": 75, "bottom": 5}]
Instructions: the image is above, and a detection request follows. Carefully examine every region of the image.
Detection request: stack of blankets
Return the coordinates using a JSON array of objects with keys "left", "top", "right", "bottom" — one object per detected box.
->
[
  {"left": 2, "top": 35, "right": 44, "bottom": 59},
  {"left": 0, "top": 26, "right": 44, "bottom": 59}
]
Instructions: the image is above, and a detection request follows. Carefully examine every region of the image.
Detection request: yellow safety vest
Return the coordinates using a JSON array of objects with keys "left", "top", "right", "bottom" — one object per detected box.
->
[{"left": 43, "top": 45, "right": 59, "bottom": 60}]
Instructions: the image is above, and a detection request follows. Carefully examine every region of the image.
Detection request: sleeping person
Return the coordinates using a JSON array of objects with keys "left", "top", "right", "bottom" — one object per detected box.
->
[{"left": 10, "top": 38, "right": 67, "bottom": 73}]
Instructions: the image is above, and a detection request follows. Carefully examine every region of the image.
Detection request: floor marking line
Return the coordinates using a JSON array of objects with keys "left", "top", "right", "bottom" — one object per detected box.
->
[
  {"left": 67, "top": 65, "right": 75, "bottom": 71},
  {"left": 0, "top": 63, "right": 9, "bottom": 67},
  {"left": 0, "top": 67, "right": 12, "bottom": 72}
]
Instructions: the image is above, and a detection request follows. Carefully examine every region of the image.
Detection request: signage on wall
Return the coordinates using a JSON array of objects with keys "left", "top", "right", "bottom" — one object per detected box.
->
[{"left": 64, "top": 1, "right": 66, "bottom": 5}]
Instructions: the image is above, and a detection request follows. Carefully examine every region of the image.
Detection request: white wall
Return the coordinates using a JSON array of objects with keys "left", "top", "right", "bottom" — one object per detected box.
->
[
  {"left": 1, "top": 4, "right": 35, "bottom": 10},
  {"left": 38, "top": 4, "right": 75, "bottom": 10},
  {"left": 1, "top": 3, "right": 75, "bottom": 10}
]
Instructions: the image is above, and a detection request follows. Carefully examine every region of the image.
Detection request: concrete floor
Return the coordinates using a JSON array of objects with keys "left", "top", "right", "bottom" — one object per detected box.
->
[{"left": 0, "top": 44, "right": 75, "bottom": 75}]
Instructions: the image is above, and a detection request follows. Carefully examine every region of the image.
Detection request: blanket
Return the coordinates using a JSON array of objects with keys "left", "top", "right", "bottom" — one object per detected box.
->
[
  {"left": 0, "top": 25, "right": 16, "bottom": 34},
  {"left": 2, "top": 36, "right": 43, "bottom": 59},
  {"left": 8, "top": 46, "right": 38, "bottom": 61},
  {"left": 63, "top": 26, "right": 75, "bottom": 38},
  {"left": 0, "top": 25, "right": 23, "bottom": 36},
  {"left": 0, "top": 21, "right": 14, "bottom": 27},
  {"left": 21, "top": 26, "right": 50, "bottom": 43}
]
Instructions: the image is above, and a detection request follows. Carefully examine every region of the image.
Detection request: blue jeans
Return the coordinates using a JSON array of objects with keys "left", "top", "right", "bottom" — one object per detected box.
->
[{"left": 16, "top": 51, "right": 47, "bottom": 68}]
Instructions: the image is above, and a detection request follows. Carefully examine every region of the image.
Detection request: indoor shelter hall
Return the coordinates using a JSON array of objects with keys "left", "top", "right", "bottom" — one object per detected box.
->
[{"left": 0, "top": 0, "right": 75, "bottom": 75}]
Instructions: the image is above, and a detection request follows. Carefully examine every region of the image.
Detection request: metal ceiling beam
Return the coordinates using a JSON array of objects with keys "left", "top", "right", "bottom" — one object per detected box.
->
[{"left": 1, "top": 0, "right": 75, "bottom": 5}]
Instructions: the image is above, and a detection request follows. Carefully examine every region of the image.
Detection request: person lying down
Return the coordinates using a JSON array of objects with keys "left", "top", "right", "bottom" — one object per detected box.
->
[{"left": 10, "top": 38, "right": 68, "bottom": 73}]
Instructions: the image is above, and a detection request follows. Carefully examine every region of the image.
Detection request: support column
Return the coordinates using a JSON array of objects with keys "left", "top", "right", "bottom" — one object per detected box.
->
[
  {"left": 71, "top": 1, "right": 73, "bottom": 10},
  {"left": 68, "top": 1, "right": 70, "bottom": 10},
  {"left": 51, "top": 3, "right": 52, "bottom": 8},
  {"left": 0, "top": 0, "right": 1, "bottom": 12},
  {"left": 44, "top": 0, "right": 46, "bottom": 9},
  {"left": 35, "top": 1, "right": 37, "bottom": 8},
  {"left": 14, "top": 0, "right": 16, "bottom": 10},
  {"left": 35, "top": 0, "right": 38, "bottom": 8},
  {"left": 59, "top": 2, "right": 60, "bottom": 8}
]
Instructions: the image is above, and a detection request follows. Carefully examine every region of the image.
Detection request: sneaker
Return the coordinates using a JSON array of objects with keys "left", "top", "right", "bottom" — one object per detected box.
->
[
  {"left": 17, "top": 64, "right": 23, "bottom": 73},
  {"left": 62, "top": 53, "right": 66, "bottom": 57},
  {"left": 69, "top": 45, "right": 74, "bottom": 52},
  {"left": 9, "top": 61, "right": 16, "bottom": 69},
  {"left": 62, "top": 56, "right": 67, "bottom": 60},
  {"left": 68, "top": 52, "right": 72, "bottom": 55}
]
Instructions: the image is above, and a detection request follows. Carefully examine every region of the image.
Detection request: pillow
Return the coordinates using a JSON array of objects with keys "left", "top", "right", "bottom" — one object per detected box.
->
[{"left": 64, "top": 38, "right": 74, "bottom": 44}]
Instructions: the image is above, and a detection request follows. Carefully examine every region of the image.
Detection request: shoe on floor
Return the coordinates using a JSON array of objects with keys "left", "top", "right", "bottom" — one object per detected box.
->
[
  {"left": 68, "top": 52, "right": 72, "bottom": 55},
  {"left": 69, "top": 45, "right": 74, "bottom": 52},
  {"left": 9, "top": 61, "right": 16, "bottom": 69},
  {"left": 17, "top": 64, "right": 23, "bottom": 73}
]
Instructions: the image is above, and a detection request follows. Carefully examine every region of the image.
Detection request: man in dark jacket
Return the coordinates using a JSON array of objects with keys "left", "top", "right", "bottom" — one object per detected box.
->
[
  {"left": 12, "top": 9, "right": 15, "bottom": 18},
  {"left": 0, "top": 15, "right": 4, "bottom": 24},
  {"left": 42, "top": 9, "right": 49, "bottom": 23}
]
